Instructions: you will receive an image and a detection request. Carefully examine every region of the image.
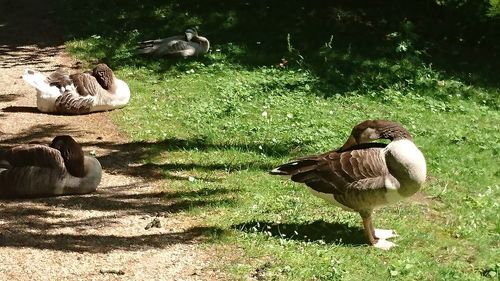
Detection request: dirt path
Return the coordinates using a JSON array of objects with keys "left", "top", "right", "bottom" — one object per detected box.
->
[{"left": 0, "top": 1, "right": 222, "bottom": 280}]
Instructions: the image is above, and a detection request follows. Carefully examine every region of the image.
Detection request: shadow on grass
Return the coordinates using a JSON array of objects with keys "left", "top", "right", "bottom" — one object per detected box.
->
[
  {"left": 232, "top": 220, "right": 366, "bottom": 247},
  {"left": 54, "top": 0, "right": 500, "bottom": 93},
  {"left": 85, "top": 137, "right": 292, "bottom": 180},
  {"left": 0, "top": 123, "right": 284, "bottom": 179}
]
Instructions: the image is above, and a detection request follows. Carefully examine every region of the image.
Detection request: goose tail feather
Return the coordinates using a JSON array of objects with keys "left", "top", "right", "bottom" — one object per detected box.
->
[
  {"left": 137, "top": 39, "right": 164, "bottom": 54},
  {"left": 22, "top": 69, "right": 50, "bottom": 92},
  {"left": 270, "top": 159, "right": 319, "bottom": 176}
]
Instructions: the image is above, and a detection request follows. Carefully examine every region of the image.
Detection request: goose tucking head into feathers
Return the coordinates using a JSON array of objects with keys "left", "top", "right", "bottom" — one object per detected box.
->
[
  {"left": 137, "top": 27, "right": 210, "bottom": 58},
  {"left": 270, "top": 120, "right": 426, "bottom": 250},
  {"left": 0, "top": 135, "right": 102, "bottom": 198},
  {"left": 22, "top": 63, "right": 130, "bottom": 115}
]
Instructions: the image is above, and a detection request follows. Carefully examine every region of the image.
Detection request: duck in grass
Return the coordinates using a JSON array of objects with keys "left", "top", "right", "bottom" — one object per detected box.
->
[
  {"left": 137, "top": 27, "right": 210, "bottom": 58},
  {"left": 270, "top": 120, "right": 427, "bottom": 250}
]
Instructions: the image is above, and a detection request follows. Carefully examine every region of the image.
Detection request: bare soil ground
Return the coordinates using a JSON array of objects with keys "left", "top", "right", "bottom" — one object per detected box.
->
[{"left": 0, "top": 0, "right": 223, "bottom": 280}]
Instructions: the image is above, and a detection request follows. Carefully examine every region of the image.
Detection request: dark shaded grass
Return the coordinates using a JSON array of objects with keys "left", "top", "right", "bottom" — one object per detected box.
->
[{"left": 56, "top": 0, "right": 499, "bottom": 105}]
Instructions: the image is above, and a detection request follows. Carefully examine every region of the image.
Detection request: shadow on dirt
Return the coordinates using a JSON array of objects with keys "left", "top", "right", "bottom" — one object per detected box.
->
[
  {"left": 2, "top": 106, "right": 40, "bottom": 113},
  {"left": 0, "top": 224, "right": 223, "bottom": 253},
  {"left": 0, "top": 186, "right": 230, "bottom": 252}
]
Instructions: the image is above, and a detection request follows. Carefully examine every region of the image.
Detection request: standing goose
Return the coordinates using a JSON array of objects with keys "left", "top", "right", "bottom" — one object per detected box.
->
[
  {"left": 270, "top": 120, "right": 427, "bottom": 250},
  {"left": 22, "top": 63, "right": 130, "bottom": 114},
  {"left": 137, "top": 27, "right": 210, "bottom": 57},
  {"left": 0, "top": 135, "right": 102, "bottom": 197}
]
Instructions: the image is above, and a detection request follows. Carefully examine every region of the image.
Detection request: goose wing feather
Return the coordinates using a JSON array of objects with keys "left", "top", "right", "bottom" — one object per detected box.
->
[
  {"left": 47, "top": 68, "right": 72, "bottom": 88},
  {"left": 55, "top": 93, "right": 93, "bottom": 114},
  {"left": 1, "top": 145, "right": 65, "bottom": 172},
  {"left": 137, "top": 35, "right": 186, "bottom": 55},
  {"left": 274, "top": 144, "right": 396, "bottom": 195},
  {"left": 166, "top": 40, "right": 195, "bottom": 55},
  {"left": 69, "top": 72, "right": 103, "bottom": 96},
  {"left": 0, "top": 145, "right": 67, "bottom": 197}
]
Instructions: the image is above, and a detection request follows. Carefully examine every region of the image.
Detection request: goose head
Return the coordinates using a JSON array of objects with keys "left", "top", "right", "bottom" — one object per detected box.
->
[
  {"left": 92, "top": 63, "right": 115, "bottom": 91},
  {"left": 185, "top": 27, "right": 210, "bottom": 54},
  {"left": 337, "top": 120, "right": 412, "bottom": 152},
  {"left": 49, "top": 135, "right": 85, "bottom": 177},
  {"left": 184, "top": 27, "right": 198, "bottom": 41}
]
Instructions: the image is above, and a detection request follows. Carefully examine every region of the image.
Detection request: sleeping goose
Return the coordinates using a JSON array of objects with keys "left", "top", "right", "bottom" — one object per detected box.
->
[
  {"left": 137, "top": 27, "right": 210, "bottom": 57},
  {"left": 22, "top": 63, "right": 130, "bottom": 114},
  {"left": 0, "top": 135, "right": 102, "bottom": 197},
  {"left": 270, "top": 120, "right": 427, "bottom": 250}
]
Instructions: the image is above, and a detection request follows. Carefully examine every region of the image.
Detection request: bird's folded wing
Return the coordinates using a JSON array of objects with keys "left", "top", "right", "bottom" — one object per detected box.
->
[
  {"left": 69, "top": 72, "right": 102, "bottom": 96},
  {"left": 292, "top": 147, "right": 391, "bottom": 194},
  {"left": 2, "top": 145, "right": 66, "bottom": 172},
  {"left": 47, "top": 68, "right": 72, "bottom": 88},
  {"left": 55, "top": 93, "right": 93, "bottom": 114}
]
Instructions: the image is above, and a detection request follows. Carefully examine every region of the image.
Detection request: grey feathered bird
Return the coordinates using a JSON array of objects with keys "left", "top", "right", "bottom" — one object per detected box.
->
[
  {"left": 270, "top": 120, "right": 427, "bottom": 250},
  {"left": 0, "top": 135, "right": 102, "bottom": 197},
  {"left": 137, "top": 27, "right": 210, "bottom": 57}
]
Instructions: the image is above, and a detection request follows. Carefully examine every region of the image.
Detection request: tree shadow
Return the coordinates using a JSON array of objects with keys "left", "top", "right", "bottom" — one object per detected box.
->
[
  {"left": 232, "top": 220, "right": 366, "bottom": 247},
  {"left": 0, "top": 124, "right": 79, "bottom": 148},
  {"left": 51, "top": 0, "right": 499, "bottom": 106},
  {"left": 0, "top": 185, "right": 232, "bottom": 252},
  {"left": 0, "top": 226, "right": 222, "bottom": 253},
  {"left": 0, "top": 0, "right": 64, "bottom": 47},
  {"left": 0, "top": 123, "right": 287, "bottom": 181},
  {"left": 83, "top": 137, "right": 294, "bottom": 181},
  {"left": 1, "top": 186, "right": 234, "bottom": 218}
]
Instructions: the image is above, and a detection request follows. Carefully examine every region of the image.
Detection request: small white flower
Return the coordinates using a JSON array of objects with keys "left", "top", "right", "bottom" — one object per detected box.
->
[
  {"left": 188, "top": 176, "right": 196, "bottom": 182},
  {"left": 261, "top": 111, "right": 268, "bottom": 117}
]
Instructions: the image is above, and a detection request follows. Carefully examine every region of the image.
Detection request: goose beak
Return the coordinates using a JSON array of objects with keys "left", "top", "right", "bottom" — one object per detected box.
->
[{"left": 337, "top": 135, "right": 357, "bottom": 152}]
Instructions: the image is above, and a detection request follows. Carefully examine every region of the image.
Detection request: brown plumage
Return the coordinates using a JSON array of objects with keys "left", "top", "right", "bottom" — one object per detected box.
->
[
  {"left": 22, "top": 63, "right": 130, "bottom": 114},
  {"left": 47, "top": 68, "right": 72, "bottom": 88},
  {"left": 0, "top": 135, "right": 102, "bottom": 198},
  {"left": 49, "top": 135, "right": 85, "bottom": 177},
  {"left": 271, "top": 120, "right": 427, "bottom": 250}
]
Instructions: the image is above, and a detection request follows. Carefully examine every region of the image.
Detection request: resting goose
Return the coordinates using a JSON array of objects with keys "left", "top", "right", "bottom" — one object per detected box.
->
[
  {"left": 22, "top": 63, "right": 130, "bottom": 114},
  {"left": 0, "top": 135, "right": 102, "bottom": 197},
  {"left": 137, "top": 27, "right": 210, "bottom": 57},
  {"left": 270, "top": 120, "right": 427, "bottom": 250}
]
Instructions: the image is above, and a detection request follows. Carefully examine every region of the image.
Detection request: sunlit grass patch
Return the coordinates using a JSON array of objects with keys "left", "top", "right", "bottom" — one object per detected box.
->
[{"left": 58, "top": 0, "right": 499, "bottom": 279}]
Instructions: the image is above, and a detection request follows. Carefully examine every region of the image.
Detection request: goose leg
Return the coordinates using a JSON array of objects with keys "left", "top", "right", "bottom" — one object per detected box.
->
[
  {"left": 361, "top": 214, "right": 377, "bottom": 246},
  {"left": 361, "top": 213, "right": 396, "bottom": 250}
]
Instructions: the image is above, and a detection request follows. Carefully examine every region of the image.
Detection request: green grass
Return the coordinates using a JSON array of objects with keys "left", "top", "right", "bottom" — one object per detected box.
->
[{"left": 56, "top": 1, "right": 499, "bottom": 279}]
